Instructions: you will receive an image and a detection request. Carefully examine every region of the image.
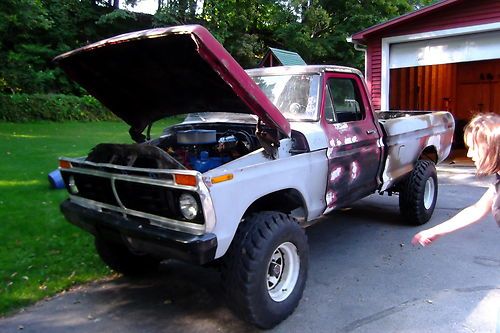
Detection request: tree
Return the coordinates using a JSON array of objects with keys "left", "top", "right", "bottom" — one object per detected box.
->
[
  {"left": 155, "top": 0, "right": 437, "bottom": 68},
  {"left": 0, "top": 0, "right": 153, "bottom": 94},
  {"left": 0, "top": 0, "right": 438, "bottom": 94},
  {"left": 0, "top": 0, "right": 52, "bottom": 93}
]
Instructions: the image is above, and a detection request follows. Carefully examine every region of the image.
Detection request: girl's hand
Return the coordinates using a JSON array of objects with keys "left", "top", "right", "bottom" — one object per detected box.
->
[{"left": 412, "top": 229, "right": 440, "bottom": 246}]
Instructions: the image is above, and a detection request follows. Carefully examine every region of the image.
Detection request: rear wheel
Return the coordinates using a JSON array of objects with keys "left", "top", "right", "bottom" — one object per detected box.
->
[
  {"left": 221, "top": 212, "right": 308, "bottom": 329},
  {"left": 95, "top": 237, "right": 160, "bottom": 276},
  {"left": 399, "top": 160, "right": 438, "bottom": 225}
]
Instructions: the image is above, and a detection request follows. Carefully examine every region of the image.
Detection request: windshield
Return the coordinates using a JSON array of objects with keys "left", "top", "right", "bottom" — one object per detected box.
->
[{"left": 251, "top": 74, "right": 320, "bottom": 121}]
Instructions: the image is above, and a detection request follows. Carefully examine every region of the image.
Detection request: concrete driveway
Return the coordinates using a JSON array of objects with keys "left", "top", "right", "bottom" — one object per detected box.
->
[{"left": 1, "top": 167, "right": 499, "bottom": 333}]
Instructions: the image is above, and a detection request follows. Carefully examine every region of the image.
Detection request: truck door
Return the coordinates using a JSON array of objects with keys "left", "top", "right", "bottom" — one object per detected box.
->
[{"left": 321, "top": 72, "right": 384, "bottom": 214}]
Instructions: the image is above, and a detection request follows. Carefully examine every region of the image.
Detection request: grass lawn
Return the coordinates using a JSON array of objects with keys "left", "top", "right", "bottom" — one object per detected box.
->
[{"left": 0, "top": 119, "right": 181, "bottom": 316}]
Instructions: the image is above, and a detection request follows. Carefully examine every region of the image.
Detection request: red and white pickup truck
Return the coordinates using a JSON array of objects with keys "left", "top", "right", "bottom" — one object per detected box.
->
[{"left": 55, "top": 25, "right": 454, "bottom": 328}]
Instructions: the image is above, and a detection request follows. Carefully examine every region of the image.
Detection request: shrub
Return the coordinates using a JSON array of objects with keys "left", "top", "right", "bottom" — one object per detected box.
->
[{"left": 0, "top": 94, "right": 117, "bottom": 122}]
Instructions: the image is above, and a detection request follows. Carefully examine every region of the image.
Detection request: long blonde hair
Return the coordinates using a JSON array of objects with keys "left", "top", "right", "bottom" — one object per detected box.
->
[{"left": 463, "top": 113, "right": 500, "bottom": 175}]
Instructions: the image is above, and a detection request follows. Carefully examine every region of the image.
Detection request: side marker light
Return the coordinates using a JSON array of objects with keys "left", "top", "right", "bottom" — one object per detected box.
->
[{"left": 211, "top": 174, "right": 234, "bottom": 184}]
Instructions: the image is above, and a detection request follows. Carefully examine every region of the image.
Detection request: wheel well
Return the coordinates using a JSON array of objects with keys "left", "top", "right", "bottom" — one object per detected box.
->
[
  {"left": 243, "top": 189, "right": 307, "bottom": 221},
  {"left": 420, "top": 146, "right": 437, "bottom": 163},
  {"left": 391, "top": 147, "right": 438, "bottom": 193}
]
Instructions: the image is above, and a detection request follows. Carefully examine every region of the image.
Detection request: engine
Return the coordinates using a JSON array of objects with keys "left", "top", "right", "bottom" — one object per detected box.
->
[
  {"left": 85, "top": 125, "right": 259, "bottom": 173},
  {"left": 160, "top": 128, "right": 258, "bottom": 173}
]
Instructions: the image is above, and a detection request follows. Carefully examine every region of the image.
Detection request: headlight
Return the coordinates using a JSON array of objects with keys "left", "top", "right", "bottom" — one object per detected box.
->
[{"left": 179, "top": 193, "right": 199, "bottom": 220}]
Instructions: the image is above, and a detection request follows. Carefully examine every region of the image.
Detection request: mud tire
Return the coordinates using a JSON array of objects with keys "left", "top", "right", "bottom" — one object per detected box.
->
[
  {"left": 95, "top": 237, "right": 160, "bottom": 276},
  {"left": 399, "top": 160, "right": 438, "bottom": 225},
  {"left": 221, "top": 212, "right": 308, "bottom": 329}
]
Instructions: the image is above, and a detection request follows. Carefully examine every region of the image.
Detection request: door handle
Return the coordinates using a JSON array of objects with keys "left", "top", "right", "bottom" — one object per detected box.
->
[{"left": 366, "top": 129, "right": 376, "bottom": 134}]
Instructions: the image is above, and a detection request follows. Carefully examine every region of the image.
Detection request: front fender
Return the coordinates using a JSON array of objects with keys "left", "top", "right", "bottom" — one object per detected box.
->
[{"left": 203, "top": 149, "right": 328, "bottom": 258}]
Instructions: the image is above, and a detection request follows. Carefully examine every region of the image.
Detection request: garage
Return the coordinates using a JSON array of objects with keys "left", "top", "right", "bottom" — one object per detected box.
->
[{"left": 350, "top": 0, "right": 500, "bottom": 147}]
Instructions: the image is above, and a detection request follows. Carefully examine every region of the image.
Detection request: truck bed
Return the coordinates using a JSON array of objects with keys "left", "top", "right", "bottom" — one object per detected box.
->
[
  {"left": 376, "top": 110, "right": 432, "bottom": 120},
  {"left": 376, "top": 110, "right": 455, "bottom": 191}
]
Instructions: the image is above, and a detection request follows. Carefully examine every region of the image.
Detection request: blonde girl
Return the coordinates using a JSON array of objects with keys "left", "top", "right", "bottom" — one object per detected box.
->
[{"left": 412, "top": 113, "right": 500, "bottom": 246}]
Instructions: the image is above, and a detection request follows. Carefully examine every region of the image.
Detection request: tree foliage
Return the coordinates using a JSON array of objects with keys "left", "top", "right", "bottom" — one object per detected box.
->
[
  {"left": 0, "top": 0, "right": 152, "bottom": 94},
  {"left": 0, "top": 0, "right": 436, "bottom": 95}
]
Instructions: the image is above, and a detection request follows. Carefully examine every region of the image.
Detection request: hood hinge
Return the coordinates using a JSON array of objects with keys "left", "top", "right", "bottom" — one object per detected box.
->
[{"left": 256, "top": 119, "right": 280, "bottom": 159}]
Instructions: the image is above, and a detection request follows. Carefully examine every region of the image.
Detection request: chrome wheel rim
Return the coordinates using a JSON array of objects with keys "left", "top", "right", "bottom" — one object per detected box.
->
[
  {"left": 267, "top": 242, "right": 300, "bottom": 302},
  {"left": 423, "top": 177, "right": 435, "bottom": 210}
]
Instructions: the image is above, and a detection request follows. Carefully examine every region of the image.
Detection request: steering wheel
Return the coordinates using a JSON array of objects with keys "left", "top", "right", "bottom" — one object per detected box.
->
[{"left": 289, "top": 102, "right": 306, "bottom": 114}]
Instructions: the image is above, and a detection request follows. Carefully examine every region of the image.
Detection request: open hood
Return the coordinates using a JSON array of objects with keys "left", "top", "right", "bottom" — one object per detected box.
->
[{"left": 54, "top": 25, "right": 291, "bottom": 140}]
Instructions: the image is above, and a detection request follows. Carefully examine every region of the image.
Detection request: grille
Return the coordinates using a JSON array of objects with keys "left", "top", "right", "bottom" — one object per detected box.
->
[
  {"left": 61, "top": 172, "right": 117, "bottom": 206},
  {"left": 115, "top": 180, "right": 177, "bottom": 219},
  {"left": 61, "top": 169, "right": 204, "bottom": 224},
  {"left": 72, "top": 161, "right": 174, "bottom": 181}
]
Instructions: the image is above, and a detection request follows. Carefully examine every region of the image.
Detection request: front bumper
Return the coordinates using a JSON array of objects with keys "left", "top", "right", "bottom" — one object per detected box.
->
[{"left": 60, "top": 200, "right": 217, "bottom": 265}]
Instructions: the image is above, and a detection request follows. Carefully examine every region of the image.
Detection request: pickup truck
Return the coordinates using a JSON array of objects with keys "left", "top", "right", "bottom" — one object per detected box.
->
[{"left": 54, "top": 25, "right": 454, "bottom": 329}]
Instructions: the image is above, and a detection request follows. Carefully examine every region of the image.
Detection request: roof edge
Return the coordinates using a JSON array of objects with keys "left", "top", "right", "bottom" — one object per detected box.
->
[
  {"left": 350, "top": 0, "right": 463, "bottom": 43},
  {"left": 269, "top": 47, "right": 301, "bottom": 55}
]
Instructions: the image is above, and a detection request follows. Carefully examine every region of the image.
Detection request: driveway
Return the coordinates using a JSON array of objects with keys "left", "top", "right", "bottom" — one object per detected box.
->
[{"left": 1, "top": 167, "right": 499, "bottom": 333}]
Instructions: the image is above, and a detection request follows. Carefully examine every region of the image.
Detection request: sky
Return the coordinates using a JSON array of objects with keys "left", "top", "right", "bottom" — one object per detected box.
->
[
  {"left": 123, "top": 0, "right": 157, "bottom": 14},
  {"left": 123, "top": 0, "right": 204, "bottom": 15}
]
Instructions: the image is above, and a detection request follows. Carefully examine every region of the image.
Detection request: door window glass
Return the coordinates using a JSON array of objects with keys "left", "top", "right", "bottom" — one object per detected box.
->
[
  {"left": 324, "top": 87, "right": 336, "bottom": 123},
  {"left": 326, "top": 78, "right": 365, "bottom": 123}
]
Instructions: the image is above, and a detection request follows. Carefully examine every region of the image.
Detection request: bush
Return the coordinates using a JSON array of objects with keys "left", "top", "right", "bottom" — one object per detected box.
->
[{"left": 0, "top": 94, "right": 117, "bottom": 122}]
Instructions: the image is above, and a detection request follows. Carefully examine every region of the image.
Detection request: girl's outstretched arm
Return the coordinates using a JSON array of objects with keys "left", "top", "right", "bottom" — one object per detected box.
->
[{"left": 412, "top": 187, "right": 495, "bottom": 246}]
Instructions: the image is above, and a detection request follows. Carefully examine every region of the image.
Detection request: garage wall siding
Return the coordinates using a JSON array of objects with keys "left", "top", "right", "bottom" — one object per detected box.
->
[
  {"left": 366, "top": 40, "right": 382, "bottom": 110},
  {"left": 364, "top": 0, "right": 500, "bottom": 111}
]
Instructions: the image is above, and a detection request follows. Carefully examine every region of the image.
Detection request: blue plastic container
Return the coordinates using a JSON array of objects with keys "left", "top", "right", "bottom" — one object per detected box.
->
[{"left": 48, "top": 169, "right": 65, "bottom": 189}]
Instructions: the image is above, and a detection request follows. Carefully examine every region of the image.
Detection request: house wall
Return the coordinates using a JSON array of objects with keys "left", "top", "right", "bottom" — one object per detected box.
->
[
  {"left": 365, "top": 0, "right": 500, "bottom": 110},
  {"left": 366, "top": 40, "right": 381, "bottom": 110}
]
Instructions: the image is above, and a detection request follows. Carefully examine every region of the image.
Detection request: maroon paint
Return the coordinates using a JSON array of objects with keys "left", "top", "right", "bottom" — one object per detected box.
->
[
  {"left": 55, "top": 25, "right": 291, "bottom": 137},
  {"left": 319, "top": 72, "right": 384, "bottom": 210},
  {"left": 192, "top": 26, "right": 291, "bottom": 136}
]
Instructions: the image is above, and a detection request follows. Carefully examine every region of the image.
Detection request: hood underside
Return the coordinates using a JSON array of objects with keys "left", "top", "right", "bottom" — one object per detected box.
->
[{"left": 54, "top": 25, "right": 291, "bottom": 140}]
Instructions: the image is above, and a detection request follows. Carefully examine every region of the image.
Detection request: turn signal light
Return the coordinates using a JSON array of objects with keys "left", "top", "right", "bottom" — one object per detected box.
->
[
  {"left": 174, "top": 174, "right": 197, "bottom": 186},
  {"left": 59, "top": 160, "right": 72, "bottom": 169}
]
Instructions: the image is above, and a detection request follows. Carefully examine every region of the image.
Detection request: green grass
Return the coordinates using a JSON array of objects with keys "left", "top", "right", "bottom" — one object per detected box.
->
[{"left": 0, "top": 119, "right": 181, "bottom": 316}]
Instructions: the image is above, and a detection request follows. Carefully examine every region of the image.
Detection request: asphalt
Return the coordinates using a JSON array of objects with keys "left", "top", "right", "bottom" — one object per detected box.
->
[{"left": 1, "top": 166, "right": 499, "bottom": 333}]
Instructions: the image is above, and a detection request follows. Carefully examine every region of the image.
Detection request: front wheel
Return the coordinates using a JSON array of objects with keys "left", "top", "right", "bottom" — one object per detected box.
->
[
  {"left": 95, "top": 237, "right": 161, "bottom": 276},
  {"left": 221, "top": 212, "right": 309, "bottom": 329},
  {"left": 399, "top": 160, "right": 438, "bottom": 225}
]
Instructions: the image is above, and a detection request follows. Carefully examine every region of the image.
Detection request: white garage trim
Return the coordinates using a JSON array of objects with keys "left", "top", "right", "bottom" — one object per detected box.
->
[
  {"left": 380, "top": 22, "right": 500, "bottom": 110},
  {"left": 390, "top": 30, "right": 500, "bottom": 69}
]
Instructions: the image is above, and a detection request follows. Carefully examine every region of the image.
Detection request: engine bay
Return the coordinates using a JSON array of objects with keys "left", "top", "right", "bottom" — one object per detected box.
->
[
  {"left": 85, "top": 121, "right": 309, "bottom": 173},
  {"left": 156, "top": 124, "right": 260, "bottom": 172},
  {"left": 86, "top": 123, "right": 261, "bottom": 172}
]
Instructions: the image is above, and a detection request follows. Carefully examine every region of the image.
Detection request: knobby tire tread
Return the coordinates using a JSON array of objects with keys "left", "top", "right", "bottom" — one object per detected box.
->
[
  {"left": 399, "top": 160, "right": 437, "bottom": 225},
  {"left": 221, "top": 211, "right": 308, "bottom": 329}
]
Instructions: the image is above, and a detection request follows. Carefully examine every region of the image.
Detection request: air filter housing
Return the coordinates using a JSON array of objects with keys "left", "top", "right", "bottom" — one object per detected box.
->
[{"left": 176, "top": 130, "right": 217, "bottom": 144}]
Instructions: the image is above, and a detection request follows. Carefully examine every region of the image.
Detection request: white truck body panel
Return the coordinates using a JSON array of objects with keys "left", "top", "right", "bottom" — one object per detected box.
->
[
  {"left": 377, "top": 111, "right": 454, "bottom": 191},
  {"left": 290, "top": 122, "right": 329, "bottom": 151},
  {"left": 204, "top": 146, "right": 328, "bottom": 258}
]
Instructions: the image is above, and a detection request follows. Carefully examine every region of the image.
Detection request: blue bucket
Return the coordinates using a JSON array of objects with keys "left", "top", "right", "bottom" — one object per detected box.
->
[{"left": 48, "top": 169, "right": 65, "bottom": 189}]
